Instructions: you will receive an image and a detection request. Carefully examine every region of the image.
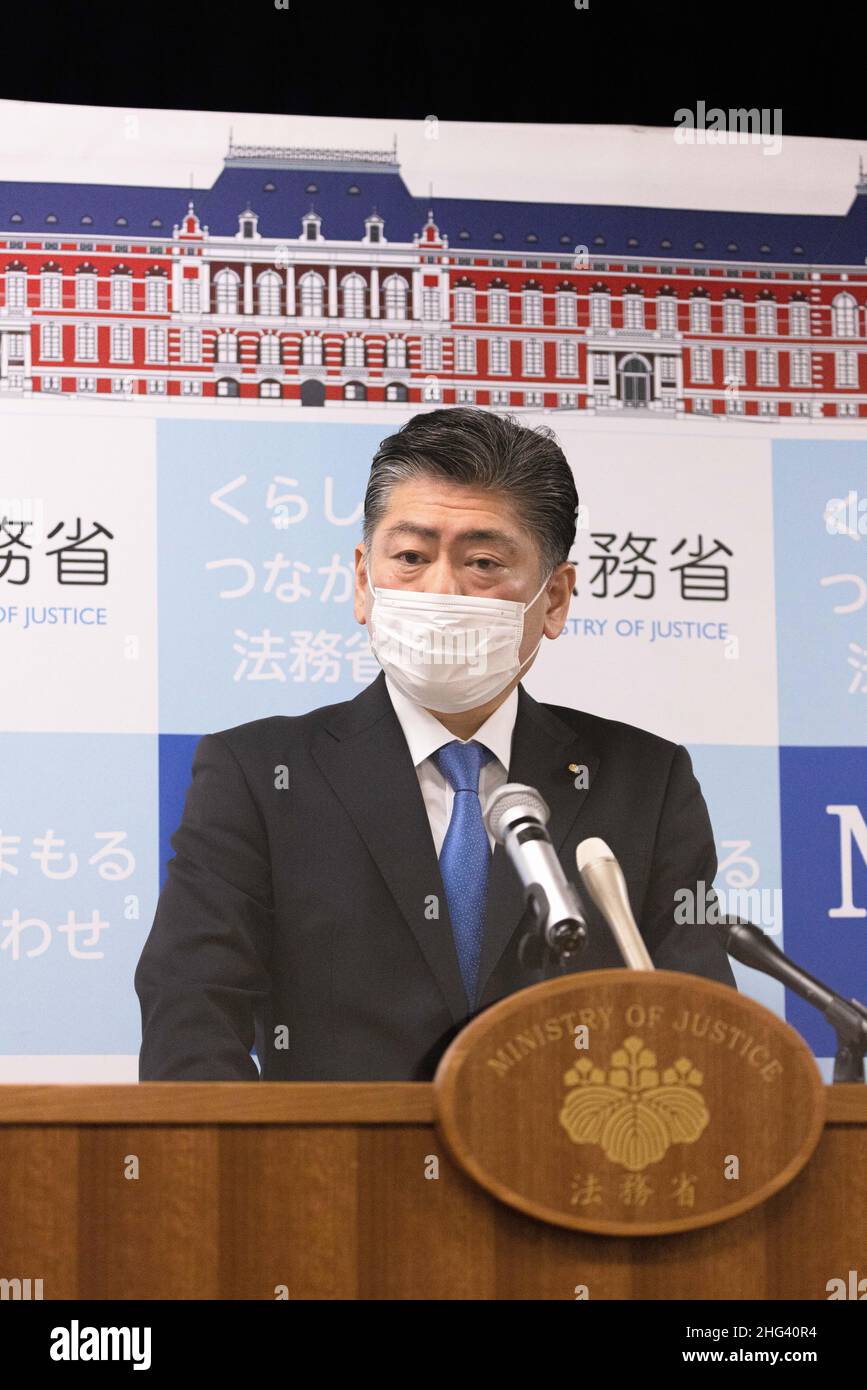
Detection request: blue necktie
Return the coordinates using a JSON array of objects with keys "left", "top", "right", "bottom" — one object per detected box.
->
[{"left": 431, "top": 739, "right": 497, "bottom": 1009}]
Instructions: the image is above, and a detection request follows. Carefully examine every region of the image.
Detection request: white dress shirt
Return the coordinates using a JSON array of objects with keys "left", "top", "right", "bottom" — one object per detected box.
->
[{"left": 384, "top": 674, "right": 518, "bottom": 856}]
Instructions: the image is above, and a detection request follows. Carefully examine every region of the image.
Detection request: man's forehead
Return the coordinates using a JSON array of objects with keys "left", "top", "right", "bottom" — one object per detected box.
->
[
  {"left": 380, "top": 519, "right": 521, "bottom": 551},
  {"left": 376, "top": 479, "right": 526, "bottom": 545}
]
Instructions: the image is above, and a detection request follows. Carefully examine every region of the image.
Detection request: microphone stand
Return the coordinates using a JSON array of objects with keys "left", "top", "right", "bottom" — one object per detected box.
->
[{"left": 829, "top": 1006, "right": 867, "bottom": 1083}]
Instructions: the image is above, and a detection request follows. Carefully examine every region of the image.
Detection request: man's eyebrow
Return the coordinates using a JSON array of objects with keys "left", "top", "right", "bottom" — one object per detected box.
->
[{"left": 382, "top": 521, "right": 520, "bottom": 551}]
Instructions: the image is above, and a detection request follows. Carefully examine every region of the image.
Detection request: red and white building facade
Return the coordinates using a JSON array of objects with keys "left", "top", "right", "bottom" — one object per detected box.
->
[{"left": 2, "top": 141, "right": 867, "bottom": 420}]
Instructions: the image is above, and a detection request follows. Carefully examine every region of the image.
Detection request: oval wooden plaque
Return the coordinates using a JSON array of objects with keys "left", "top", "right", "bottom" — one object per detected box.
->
[{"left": 433, "top": 970, "right": 827, "bottom": 1235}]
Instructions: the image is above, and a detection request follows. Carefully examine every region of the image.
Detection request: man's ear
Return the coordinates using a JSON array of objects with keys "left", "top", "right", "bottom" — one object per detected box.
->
[
  {"left": 353, "top": 544, "right": 369, "bottom": 625},
  {"left": 544, "top": 562, "right": 575, "bottom": 637}
]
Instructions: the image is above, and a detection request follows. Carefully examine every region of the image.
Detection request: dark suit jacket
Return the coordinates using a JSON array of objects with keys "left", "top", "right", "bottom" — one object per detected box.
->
[{"left": 135, "top": 671, "right": 737, "bottom": 1081}]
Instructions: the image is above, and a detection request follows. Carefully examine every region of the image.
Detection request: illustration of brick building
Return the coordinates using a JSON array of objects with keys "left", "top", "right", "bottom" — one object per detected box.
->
[{"left": 1, "top": 138, "right": 866, "bottom": 419}]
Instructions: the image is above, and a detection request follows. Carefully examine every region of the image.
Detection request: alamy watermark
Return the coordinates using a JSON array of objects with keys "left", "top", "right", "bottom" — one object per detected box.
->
[
  {"left": 375, "top": 623, "right": 494, "bottom": 673},
  {"left": 825, "top": 490, "right": 867, "bottom": 539},
  {"left": 674, "top": 103, "right": 782, "bottom": 157},
  {"left": 674, "top": 881, "right": 783, "bottom": 935}
]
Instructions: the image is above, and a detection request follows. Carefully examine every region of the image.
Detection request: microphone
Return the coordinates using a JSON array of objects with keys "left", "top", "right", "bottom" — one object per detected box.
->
[
  {"left": 575, "top": 837, "right": 654, "bottom": 970},
  {"left": 714, "top": 916, "right": 867, "bottom": 1029},
  {"left": 484, "top": 783, "right": 587, "bottom": 960},
  {"left": 713, "top": 916, "right": 867, "bottom": 1082}
]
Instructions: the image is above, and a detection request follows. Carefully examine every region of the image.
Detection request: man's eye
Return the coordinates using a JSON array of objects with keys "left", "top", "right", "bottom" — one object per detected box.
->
[{"left": 395, "top": 551, "right": 424, "bottom": 564}]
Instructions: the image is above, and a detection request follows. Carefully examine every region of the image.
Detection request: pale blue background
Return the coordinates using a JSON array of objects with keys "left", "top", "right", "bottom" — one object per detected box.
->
[
  {"left": 773, "top": 439, "right": 867, "bottom": 745},
  {"left": 157, "top": 419, "right": 385, "bottom": 733},
  {"left": 688, "top": 743, "right": 784, "bottom": 1015},
  {"left": 0, "top": 733, "right": 158, "bottom": 1053}
]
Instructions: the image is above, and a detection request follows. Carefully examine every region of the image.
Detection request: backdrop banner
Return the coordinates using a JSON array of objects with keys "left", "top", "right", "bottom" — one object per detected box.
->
[{"left": 1, "top": 104, "right": 864, "bottom": 1080}]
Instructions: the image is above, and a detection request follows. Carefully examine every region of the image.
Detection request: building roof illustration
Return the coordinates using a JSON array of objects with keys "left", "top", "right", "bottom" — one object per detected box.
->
[{"left": 0, "top": 140, "right": 864, "bottom": 267}]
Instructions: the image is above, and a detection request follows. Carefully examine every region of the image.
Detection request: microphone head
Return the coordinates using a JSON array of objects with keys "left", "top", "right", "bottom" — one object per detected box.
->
[
  {"left": 484, "top": 783, "right": 550, "bottom": 843},
  {"left": 575, "top": 837, "right": 615, "bottom": 874}
]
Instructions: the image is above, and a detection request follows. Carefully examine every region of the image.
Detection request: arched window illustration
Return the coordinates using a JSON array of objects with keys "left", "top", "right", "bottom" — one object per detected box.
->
[
  {"left": 832, "top": 292, "right": 858, "bottom": 338},
  {"left": 257, "top": 271, "right": 281, "bottom": 316},
  {"left": 299, "top": 271, "right": 324, "bottom": 317},
  {"left": 215, "top": 269, "right": 240, "bottom": 315},
  {"left": 341, "top": 273, "right": 365, "bottom": 318},
  {"left": 301, "top": 334, "right": 323, "bottom": 366},
  {"left": 383, "top": 275, "right": 408, "bottom": 320}
]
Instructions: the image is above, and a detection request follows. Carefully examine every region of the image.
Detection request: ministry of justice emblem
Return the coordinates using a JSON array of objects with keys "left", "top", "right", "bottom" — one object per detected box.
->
[{"left": 559, "top": 1034, "right": 710, "bottom": 1171}]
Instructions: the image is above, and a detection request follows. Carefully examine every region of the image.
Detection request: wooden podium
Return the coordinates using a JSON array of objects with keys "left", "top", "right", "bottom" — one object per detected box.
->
[{"left": 0, "top": 971, "right": 864, "bottom": 1300}]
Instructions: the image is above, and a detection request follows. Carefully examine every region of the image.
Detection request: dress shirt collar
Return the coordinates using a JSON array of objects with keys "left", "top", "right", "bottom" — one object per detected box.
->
[{"left": 384, "top": 674, "right": 518, "bottom": 773}]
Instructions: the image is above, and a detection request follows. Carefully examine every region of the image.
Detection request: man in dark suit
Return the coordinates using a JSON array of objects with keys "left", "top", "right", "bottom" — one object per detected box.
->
[{"left": 135, "top": 407, "right": 736, "bottom": 1081}]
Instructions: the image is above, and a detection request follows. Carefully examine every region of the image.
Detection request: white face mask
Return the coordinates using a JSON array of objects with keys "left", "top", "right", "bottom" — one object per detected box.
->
[{"left": 366, "top": 561, "right": 552, "bottom": 713}]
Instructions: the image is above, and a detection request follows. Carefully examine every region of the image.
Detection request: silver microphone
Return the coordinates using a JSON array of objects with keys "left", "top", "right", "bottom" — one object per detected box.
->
[
  {"left": 484, "top": 783, "right": 587, "bottom": 957},
  {"left": 575, "top": 837, "right": 654, "bottom": 970}
]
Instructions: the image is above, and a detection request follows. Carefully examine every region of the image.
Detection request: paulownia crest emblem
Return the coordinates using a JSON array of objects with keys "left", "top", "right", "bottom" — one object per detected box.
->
[{"left": 559, "top": 1034, "right": 710, "bottom": 1171}]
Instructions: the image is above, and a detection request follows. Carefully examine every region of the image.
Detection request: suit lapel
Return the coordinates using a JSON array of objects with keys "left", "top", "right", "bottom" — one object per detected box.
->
[
  {"left": 310, "top": 672, "right": 469, "bottom": 1024},
  {"left": 310, "top": 672, "right": 600, "bottom": 1025},
  {"left": 475, "top": 683, "right": 600, "bottom": 1005}
]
